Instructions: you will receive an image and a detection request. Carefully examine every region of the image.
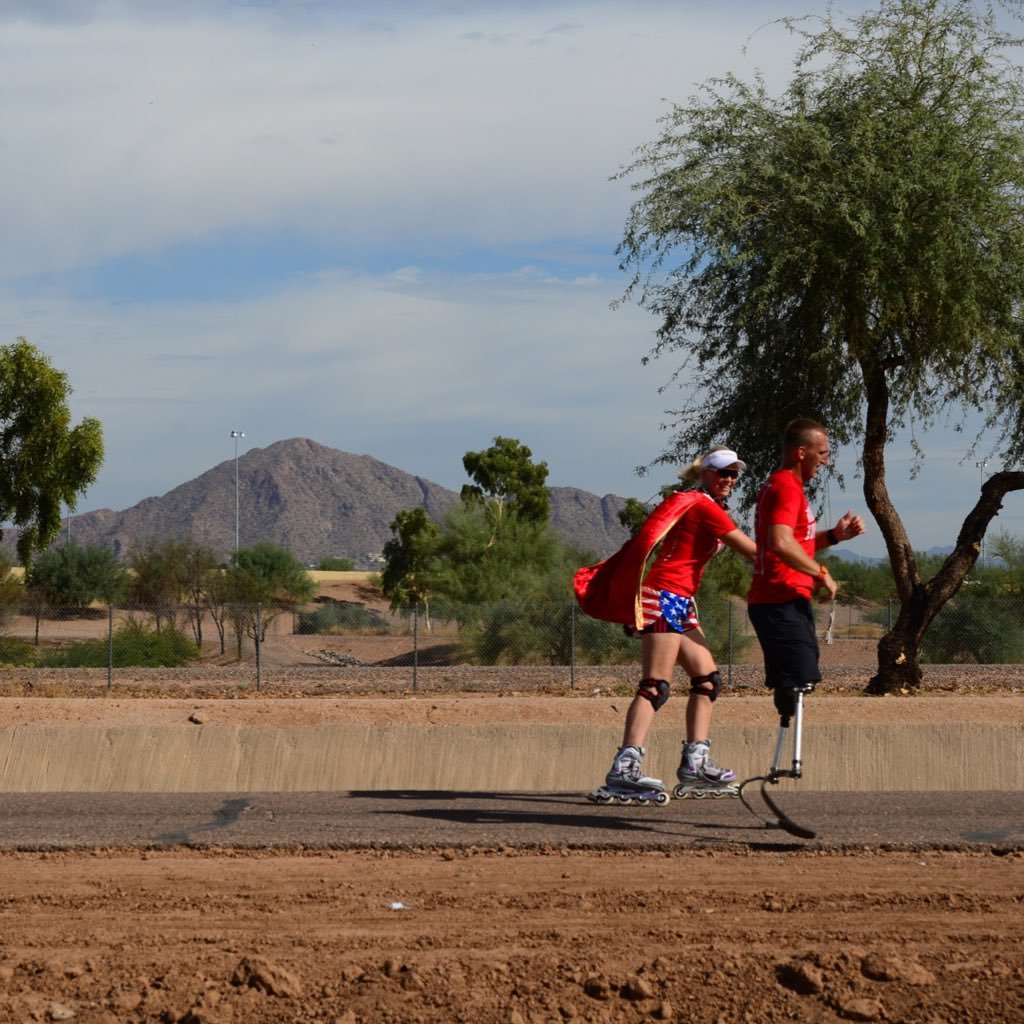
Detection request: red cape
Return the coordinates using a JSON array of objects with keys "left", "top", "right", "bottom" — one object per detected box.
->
[{"left": 573, "top": 490, "right": 703, "bottom": 629}]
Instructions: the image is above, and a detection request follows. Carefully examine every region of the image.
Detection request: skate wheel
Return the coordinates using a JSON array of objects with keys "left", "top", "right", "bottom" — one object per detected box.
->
[
  {"left": 654, "top": 791, "right": 670, "bottom": 805},
  {"left": 615, "top": 794, "right": 633, "bottom": 805},
  {"left": 692, "top": 790, "right": 707, "bottom": 799},
  {"left": 672, "top": 786, "right": 686, "bottom": 800}
]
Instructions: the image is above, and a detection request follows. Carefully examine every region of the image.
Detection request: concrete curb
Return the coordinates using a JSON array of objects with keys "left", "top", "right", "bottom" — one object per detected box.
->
[{"left": 2, "top": 722, "right": 1022, "bottom": 793}]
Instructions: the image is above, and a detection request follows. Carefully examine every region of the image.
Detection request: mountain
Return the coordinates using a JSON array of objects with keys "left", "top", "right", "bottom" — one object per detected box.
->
[{"left": 14, "top": 438, "right": 630, "bottom": 567}]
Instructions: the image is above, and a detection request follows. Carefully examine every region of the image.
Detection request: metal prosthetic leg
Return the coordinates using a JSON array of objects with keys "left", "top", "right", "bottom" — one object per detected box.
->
[{"left": 739, "top": 685, "right": 817, "bottom": 839}]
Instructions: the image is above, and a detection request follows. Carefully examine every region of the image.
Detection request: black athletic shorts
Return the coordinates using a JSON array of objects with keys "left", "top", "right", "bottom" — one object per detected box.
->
[{"left": 747, "top": 598, "right": 821, "bottom": 689}]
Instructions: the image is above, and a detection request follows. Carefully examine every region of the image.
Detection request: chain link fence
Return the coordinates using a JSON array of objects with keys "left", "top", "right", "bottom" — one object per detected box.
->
[{"left": 2, "top": 590, "right": 1022, "bottom": 693}]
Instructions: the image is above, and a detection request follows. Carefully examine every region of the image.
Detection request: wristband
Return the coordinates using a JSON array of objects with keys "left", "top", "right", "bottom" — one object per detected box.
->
[
  {"left": 827, "top": 528, "right": 840, "bottom": 546},
  {"left": 817, "top": 564, "right": 828, "bottom": 578}
]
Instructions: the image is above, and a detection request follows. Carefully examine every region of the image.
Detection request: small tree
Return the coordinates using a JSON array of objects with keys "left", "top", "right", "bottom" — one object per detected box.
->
[
  {"left": 26, "top": 542, "right": 128, "bottom": 610},
  {"left": 224, "top": 542, "right": 316, "bottom": 658},
  {"left": 380, "top": 508, "right": 441, "bottom": 626},
  {"left": 0, "top": 338, "right": 104, "bottom": 567},
  {"left": 461, "top": 436, "right": 550, "bottom": 545},
  {"left": 127, "top": 536, "right": 187, "bottom": 630}
]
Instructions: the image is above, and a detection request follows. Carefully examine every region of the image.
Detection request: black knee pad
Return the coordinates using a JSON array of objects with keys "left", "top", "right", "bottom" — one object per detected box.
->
[
  {"left": 690, "top": 671, "right": 722, "bottom": 703},
  {"left": 637, "top": 677, "right": 671, "bottom": 710}
]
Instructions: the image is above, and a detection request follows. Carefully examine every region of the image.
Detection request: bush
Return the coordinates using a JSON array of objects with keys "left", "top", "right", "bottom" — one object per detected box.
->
[
  {"left": 39, "top": 619, "right": 200, "bottom": 668},
  {"left": 0, "top": 636, "right": 36, "bottom": 666},
  {"left": 296, "top": 601, "right": 389, "bottom": 635},
  {"left": 921, "top": 594, "right": 1024, "bottom": 665}
]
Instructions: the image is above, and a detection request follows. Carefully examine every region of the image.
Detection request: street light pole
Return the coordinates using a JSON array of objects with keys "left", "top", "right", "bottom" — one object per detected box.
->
[{"left": 231, "top": 431, "right": 245, "bottom": 555}]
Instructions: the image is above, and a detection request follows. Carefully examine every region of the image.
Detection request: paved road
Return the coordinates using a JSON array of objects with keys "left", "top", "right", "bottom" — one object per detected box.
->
[{"left": 0, "top": 790, "right": 1021, "bottom": 851}]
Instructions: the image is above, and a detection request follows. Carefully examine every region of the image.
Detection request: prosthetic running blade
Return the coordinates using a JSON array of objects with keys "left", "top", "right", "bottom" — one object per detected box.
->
[{"left": 738, "top": 689, "right": 817, "bottom": 840}]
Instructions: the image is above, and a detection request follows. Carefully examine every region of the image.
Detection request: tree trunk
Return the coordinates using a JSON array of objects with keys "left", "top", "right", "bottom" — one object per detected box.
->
[{"left": 866, "top": 587, "right": 928, "bottom": 694}]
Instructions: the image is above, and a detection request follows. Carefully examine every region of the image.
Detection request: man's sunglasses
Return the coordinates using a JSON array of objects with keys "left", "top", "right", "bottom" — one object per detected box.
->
[{"left": 715, "top": 468, "right": 740, "bottom": 479}]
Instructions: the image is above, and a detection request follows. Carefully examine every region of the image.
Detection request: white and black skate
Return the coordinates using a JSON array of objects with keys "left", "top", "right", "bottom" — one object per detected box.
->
[
  {"left": 671, "top": 778, "right": 740, "bottom": 800},
  {"left": 589, "top": 745, "right": 670, "bottom": 806},
  {"left": 588, "top": 781, "right": 670, "bottom": 806},
  {"left": 673, "top": 740, "right": 739, "bottom": 799}
]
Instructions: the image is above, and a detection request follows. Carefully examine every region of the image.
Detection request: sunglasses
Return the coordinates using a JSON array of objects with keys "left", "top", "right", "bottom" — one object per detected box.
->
[{"left": 715, "top": 468, "right": 740, "bottom": 479}]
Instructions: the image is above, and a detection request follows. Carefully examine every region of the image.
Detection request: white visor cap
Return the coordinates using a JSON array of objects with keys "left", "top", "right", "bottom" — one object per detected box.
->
[{"left": 701, "top": 449, "right": 748, "bottom": 471}]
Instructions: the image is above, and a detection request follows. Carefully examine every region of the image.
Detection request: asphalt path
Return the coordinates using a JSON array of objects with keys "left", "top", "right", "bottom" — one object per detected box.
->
[{"left": 0, "top": 790, "right": 1021, "bottom": 851}]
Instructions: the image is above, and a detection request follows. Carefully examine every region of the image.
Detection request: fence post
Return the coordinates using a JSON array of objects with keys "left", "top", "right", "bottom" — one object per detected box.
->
[
  {"left": 569, "top": 600, "right": 576, "bottom": 690},
  {"left": 255, "top": 603, "right": 262, "bottom": 692},
  {"left": 107, "top": 603, "right": 114, "bottom": 691},
  {"left": 412, "top": 605, "right": 419, "bottom": 692},
  {"left": 726, "top": 599, "right": 733, "bottom": 687}
]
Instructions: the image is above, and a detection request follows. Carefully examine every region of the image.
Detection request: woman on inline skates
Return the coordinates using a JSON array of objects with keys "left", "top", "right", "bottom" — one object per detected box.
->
[{"left": 576, "top": 446, "right": 756, "bottom": 803}]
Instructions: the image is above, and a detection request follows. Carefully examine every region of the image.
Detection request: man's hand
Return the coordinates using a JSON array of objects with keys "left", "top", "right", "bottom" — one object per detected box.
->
[
  {"left": 833, "top": 510, "right": 866, "bottom": 542},
  {"left": 814, "top": 568, "right": 838, "bottom": 602}
]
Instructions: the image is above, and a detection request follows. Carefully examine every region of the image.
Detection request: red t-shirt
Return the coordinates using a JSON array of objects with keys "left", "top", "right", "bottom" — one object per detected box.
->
[
  {"left": 748, "top": 468, "right": 816, "bottom": 604},
  {"left": 643, "top": 491, "right": 737, "bottom": 597}
]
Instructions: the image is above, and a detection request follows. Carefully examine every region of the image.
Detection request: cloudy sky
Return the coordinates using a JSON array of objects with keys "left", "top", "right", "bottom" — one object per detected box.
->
[{"left": 1, "top": 0, "right": 1020, "bottom": 557}]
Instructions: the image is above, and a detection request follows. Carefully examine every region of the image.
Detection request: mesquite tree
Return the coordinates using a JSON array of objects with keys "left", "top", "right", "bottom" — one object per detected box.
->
[{"left": 616, "top": 0, "right": 1024, "bottom": 693}]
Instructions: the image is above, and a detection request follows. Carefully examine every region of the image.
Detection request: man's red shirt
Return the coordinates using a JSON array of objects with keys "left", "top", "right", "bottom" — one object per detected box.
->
[{"left": 748, "top": 468, "right": 816, "bottom": 605}]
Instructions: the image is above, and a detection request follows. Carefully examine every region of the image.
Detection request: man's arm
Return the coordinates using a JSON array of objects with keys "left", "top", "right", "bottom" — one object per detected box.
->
[{"left": 768, "top": 523, "right": 837, "bottom": 600}]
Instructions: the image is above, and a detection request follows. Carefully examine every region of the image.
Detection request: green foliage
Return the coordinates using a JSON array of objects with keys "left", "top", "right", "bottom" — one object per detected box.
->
[
  {"left": 227, "top": 542, "right": 316, "bottom": 606},
  {"left": 699, "top": 547, "right": 753, "bottom": 601},
  {"left": 827, "top": 557, "right": 896, "bottom": 604},
  {"left": 296, "top": 601, "right": 388, "bottom": 635},
  {"left": 127, "top": 536, "right": 197, "bottom": 608},
  {"left": 0, "top": 338, "right": 104, "bottom": 566},
  {"left": 0, "top": 636, "right": 36, "bottom": 666},
  {"left": 432, "top": 504, "right": 575, "bottom": 611},
  {"left": 987, "top": 531, "right": 1024, "bottom": 593},
  {"left": 571, "top": 616, "right": 636, "bottom": 666},
  {"left": 920, "top": 592, "right": 1024, "bottom": 664},
  {"left": 26, "top": 542, "right": 129, "bottom": 609},
  {"left": 380, "top": 508, "right": 441, "bottom": 612},
  {"left": 461, "top": 436, "right": 550, "bottom": 531},
  {"left": 317, "top": 556, "right": 356, "bottom": 571},
  {"left": 457, "top": 599, "right": 563, "bottom": 665},
  {"left": 617, "top": 498, "right": 651, "bottom": 538},
  {"left": 40, "top": 618, "right": 200, "bottom": 668}
]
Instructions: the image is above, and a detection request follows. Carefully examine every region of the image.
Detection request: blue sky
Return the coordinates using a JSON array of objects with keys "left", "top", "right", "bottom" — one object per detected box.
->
[{"left": 1, "top": 0, "right": 1021, "bottom": 557}]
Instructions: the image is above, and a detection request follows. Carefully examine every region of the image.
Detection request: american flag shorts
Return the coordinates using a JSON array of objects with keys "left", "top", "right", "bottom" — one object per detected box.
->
[{"left": 627, "top": 586, "right": 700, "bottom": 636}]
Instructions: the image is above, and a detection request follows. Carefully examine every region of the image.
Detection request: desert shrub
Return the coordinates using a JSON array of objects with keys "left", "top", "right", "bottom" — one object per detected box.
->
[
  {"left": 572, "top": 616, "right": 636, "bottom": 666},
  {"left": 920, "top": 594, "right": 1024, "bottom": 665},
  {"left": 39, "top": 619, "right": 200, "bottom": 668},
  {"left": 0, "top": 636, "right": 36, "bottom": 666},
  {"left": 317, "top": 557, "right": 356, "bottom": 571},
  {"left": 296, "top": 601, "right": 389, "bottom": 635}
]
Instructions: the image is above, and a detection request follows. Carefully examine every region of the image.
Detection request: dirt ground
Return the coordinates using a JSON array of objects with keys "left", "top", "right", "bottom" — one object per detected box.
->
[{"left": 0, "top": 846, "right": 1021, "bottom": 1024}]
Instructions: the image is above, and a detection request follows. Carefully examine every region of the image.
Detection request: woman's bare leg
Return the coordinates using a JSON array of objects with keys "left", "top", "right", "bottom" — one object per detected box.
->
[
  {"left": 675, "top": 629, "right": 718, "bottom": 743},
  {"left": 620, "top": 631, "right": 682, "bottom": 747}
]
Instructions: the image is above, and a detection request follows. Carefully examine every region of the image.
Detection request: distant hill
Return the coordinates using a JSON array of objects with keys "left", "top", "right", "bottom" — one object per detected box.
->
[{"left": 8, "top": 438, "right": 631, "bottom": 568}]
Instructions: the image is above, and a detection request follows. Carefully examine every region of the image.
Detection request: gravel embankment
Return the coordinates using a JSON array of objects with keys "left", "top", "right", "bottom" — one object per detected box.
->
[{"left": 1, "top": 662, "right": 1022, "bottom": 699}]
